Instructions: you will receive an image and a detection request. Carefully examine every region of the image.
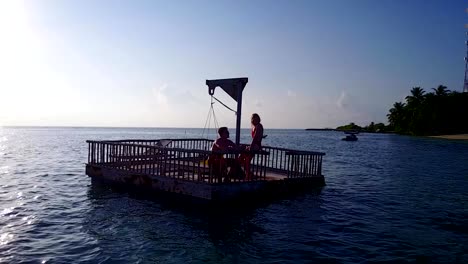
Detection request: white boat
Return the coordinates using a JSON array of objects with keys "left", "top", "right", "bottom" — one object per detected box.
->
[{"left": 342, "top": 131, "right": 358, "bottom": 141}]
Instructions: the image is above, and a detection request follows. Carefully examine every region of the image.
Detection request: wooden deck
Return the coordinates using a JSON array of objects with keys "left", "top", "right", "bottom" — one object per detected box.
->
[{"left": 86, "top": 139, "right": 325, "bottom": 201}]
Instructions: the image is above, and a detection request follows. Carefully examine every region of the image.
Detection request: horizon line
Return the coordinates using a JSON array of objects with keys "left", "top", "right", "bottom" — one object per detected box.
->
[{"left": 1, "top": 125, "right": 328, "bottom": 130}]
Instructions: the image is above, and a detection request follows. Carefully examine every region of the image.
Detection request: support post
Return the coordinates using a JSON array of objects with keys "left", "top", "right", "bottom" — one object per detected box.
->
[{"left": 235, "top": 85, "right": 242, "bottom": 145}]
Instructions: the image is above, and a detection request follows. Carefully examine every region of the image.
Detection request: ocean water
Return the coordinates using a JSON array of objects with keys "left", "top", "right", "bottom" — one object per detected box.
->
[{"left": 0, "top": 127, "right": 467, "bottom": 263}]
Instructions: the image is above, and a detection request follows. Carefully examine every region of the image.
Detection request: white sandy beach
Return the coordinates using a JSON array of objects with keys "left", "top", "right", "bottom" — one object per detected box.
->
[{"left": 430, "top": 134, "right": 468, "bottom": 140}]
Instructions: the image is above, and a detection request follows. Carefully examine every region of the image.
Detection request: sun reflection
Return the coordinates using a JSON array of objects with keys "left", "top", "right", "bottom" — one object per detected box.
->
[
  {"left": 0, "top": 233, "right": 14, "bottom": 246},
  {"left": 1, "top": 207, "right": 15, "bottom": 216},
  {"left": 22, "top": 215, "right": 35, "bottom": 225},
  {"left": 0, "top": 128, "right": 8, "bottom": 155},
  {"left": 0, "top": 166, "right": 8, "bottom": 174}
]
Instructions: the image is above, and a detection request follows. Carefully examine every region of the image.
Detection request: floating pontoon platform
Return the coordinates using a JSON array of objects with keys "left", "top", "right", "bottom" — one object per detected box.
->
[
  {"left": 85, "top": 78, "right": 325, "bottom": 202},
  {"left": 85, "top": 138, "right": 325, "bottom": 202}
]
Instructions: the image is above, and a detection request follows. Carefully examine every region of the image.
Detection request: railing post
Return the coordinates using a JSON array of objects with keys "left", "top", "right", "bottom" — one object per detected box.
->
[
  {"left": 100, "top": 143, "right": 104, "bottom": 164},
  {"left": 319, "top": 155, "right": 323, "bottom": 176},
  {"left": 92, "top": 142, "right": 96, "bottom": 163}
]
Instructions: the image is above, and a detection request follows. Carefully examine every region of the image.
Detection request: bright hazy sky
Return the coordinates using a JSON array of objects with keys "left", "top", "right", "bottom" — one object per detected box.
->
[{"left": 0, "top": 0, "right": 466, "bottom": 128}]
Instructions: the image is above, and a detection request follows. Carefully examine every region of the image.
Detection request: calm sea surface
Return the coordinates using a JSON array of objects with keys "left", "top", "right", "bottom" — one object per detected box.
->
[{"left": 0, "top": 127, "right": 467, "bottom": 263}]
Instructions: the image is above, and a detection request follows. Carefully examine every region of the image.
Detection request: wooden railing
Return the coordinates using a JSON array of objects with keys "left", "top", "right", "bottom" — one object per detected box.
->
[
  {"left": 262, "top": 146, "right": 324, "bottom": 178},
  {"left": 94, "top": 138, "right": 213, "bottom": 151},
  {"left": 86, "top": 138, "right": 324, "bottom": 183}
]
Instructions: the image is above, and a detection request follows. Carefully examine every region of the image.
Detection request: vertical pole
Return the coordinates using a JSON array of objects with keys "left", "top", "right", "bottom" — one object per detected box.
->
[{"left": 235, "top": 85, "right": 242, "bottom": 145}]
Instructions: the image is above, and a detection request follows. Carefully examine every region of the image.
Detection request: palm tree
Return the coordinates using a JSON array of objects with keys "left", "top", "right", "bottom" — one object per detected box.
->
[
  {"left": 428, "top": 85, "right": 450, "bottom": 134},
  {"left": 387, "top": 85, "right": 467, "bottom": 135},
  {"left": 405, "top": 87, "right": 426, "bottom": 106},
  {"left": 387, "top": 102, "right": 405, "bottom": 127},
  {"left": 404, "top": 87, "right": 427, "bottom": 134},
  {"left": 432, "top": 85, "right": 450, "bottom": 96}
]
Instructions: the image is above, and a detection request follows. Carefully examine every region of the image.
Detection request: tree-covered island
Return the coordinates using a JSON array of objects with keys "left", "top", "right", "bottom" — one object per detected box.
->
[{"left": 336, "top": 85, "right": 468, "bottom": 136}]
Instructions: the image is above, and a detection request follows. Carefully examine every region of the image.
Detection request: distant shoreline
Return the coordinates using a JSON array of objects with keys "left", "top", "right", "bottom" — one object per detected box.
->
[
  {"left": 305, "top": 128, "right": 337, "bottom": 131},
  {"left": 305, "top": 128, "right": 397, "bottom": 134},
  {"left": 429, "top": 134, "right": 468, "bottom": 140}
]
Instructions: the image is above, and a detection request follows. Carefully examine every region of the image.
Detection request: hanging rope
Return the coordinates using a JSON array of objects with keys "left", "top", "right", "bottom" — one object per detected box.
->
[
  {"left": 212, "top": 105, "right": 219, "bottom": 129},
  {"left": 212, "top": 96, "right": 237, "bottom": 114},
  {"left": 201, "top": 95, "right": 237, "bottom": 139},
  {"left": 201, "top": 100, "right": 213, "bottom": 138},
  {"left": 202, "top": 96, "right": 220, "bottom": 139}
]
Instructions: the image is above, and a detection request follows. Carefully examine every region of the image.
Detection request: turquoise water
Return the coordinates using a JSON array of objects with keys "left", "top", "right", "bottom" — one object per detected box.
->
[{"left": 0, "top": 127, "right": 467, "bottom": 263}]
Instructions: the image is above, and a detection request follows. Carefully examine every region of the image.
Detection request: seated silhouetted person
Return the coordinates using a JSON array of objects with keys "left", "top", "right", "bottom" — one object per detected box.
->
[{"left": 210, "top": 127, "right": 244, "bottom": 182}]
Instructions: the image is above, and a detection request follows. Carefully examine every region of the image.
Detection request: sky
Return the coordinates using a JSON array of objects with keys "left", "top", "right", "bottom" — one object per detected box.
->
[{"left": 0, "top": 0, "right": 466, "bottom": 129}]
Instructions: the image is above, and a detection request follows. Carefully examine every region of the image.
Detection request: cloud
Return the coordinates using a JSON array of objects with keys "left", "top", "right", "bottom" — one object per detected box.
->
[
  {"left": 151, "top": 83, "right": 202, "bottom": 107},
  {"left": 287, "top": 90, "right": 297, "bottom": 97},
  {"left": 152, "top": 83, "right": 168, "bottom": 105},
  {"left": 336, "top": 90, "right": 347, "bottom": 109}
]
